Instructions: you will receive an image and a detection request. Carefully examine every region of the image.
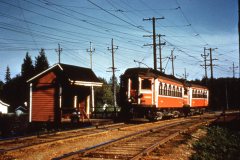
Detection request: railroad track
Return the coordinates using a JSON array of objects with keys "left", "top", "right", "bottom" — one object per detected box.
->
[
  {"left": 0, "top": 113, "right": 217, "bottom": 159},
  {"left": 53, "top": 116, "right": 215, "bottom": 160},
  {"left": 0, "top": 122, "right": 130, "bottom": 153}
]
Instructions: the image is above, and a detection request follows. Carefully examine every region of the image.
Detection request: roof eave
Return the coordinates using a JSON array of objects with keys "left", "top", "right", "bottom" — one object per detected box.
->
[
  {"left": 70, "top": 80, "right": 103, "bottom": 87},
  {"left": 27, "top": 63, "right": 63, "bottom": 83}
]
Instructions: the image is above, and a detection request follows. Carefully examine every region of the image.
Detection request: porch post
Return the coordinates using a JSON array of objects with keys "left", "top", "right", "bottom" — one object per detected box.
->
[
  {"left": 91, "top": 86, "right": 95, "bottom": 112},
  {"left": 86, "top": 95, "right": 90, "bottom": 118},
  {"left": 29, "top": 83, "right": 32, "bottom": 122}
]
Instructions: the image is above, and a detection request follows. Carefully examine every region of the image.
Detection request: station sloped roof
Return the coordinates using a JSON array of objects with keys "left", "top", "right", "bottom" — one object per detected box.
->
[
  {"left": 60, "top": 63, "right": 100, "bottom": 83},
  {"left": 27, "top": 63, "right": 101, "bottom": 85}
]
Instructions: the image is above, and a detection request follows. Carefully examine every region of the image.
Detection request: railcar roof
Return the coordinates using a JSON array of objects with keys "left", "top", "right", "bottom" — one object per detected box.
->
[
  {"left": 189, "top": 83, "right": 208, "bottom": 89},
  {"left": 122, "top": 68, "right": 208, "bottom": 89},
  {"left": 123, "top": 68, "right": 183, "bottom": 83}
]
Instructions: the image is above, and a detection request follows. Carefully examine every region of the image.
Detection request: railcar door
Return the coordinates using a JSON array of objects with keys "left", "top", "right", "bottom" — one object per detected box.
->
[
  {"left": 128, "top": 76, "right": 139, "bottom": 104},
  {"left": 139, "top": 78, "right": 153, "bottom": 105}
]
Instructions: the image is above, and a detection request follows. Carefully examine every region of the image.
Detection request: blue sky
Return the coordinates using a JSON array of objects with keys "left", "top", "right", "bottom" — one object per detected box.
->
[{"left": 0, "top": 0, "right": 238, "bottom": 82}]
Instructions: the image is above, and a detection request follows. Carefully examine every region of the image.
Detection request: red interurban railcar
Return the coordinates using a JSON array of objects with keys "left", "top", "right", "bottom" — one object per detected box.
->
[{"left": 119, "top": 68, "right": 209, "bottom": 120}]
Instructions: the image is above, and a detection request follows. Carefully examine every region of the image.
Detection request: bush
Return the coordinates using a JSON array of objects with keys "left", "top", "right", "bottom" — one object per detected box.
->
[
  {"left": 191, "top": 126, "right": 240, "bottom": 160},
  {"left": 0, "top": 113, "right": 29, "bottom": 137}
]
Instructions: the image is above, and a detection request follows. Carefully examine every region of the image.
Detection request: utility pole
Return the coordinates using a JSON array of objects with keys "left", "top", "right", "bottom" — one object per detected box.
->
[
  {"left": 156, "top": 34, "right": 166, "bottom": 72},
  {"left": 184, "top": 68, "right": 188, "bottom": 80},
  {"left": 108, "top": 38, "right": 118, "bottom": 114},
  {"left": 201, "top": 47, "right": 209, "bottom": 79},
  {"left": 55, "top": 43, "right": 62, "bottom": 63},
  {"left": 143, "top": 17, "right": 164, "bottom": 70},
  {"left": 238, "top": 0, "right": 240, "bottom": 78},
  {"left": 205, "top": 48, "right": 218, "bottom": 80},
  {"left": 230, "top": 62, "right": 238, "bottom": 78},
  {"left": 87, "top": 42, "right": 95, "bottom": 69},
  {"left": 209, "top": 48, "right": 214, "bottom": 80},
  {"left": 169, "top": 49, "right": 176, "bottom": 76},
  {"left": 87, "top": 42, "right": 95, "bottom": 113}
]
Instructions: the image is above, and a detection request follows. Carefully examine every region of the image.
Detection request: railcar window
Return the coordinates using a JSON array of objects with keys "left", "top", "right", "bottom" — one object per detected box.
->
[
  {"left": 177, "top": 88, "right": 179, "bottom": 97},
  {"left": 184, "top": 87, "right": 188, "bottom": 95},
  {"left": 168, "top": 85, "right": 171, "bottom": 96},
  {"left": 180, "top": 87, "right": 183, "bottom": 97},
  {"left": 177, "top": 87, "right": 179, "bottom": 97},
  {"left": 164, "top": 84, "right": 167, "bottom": 95},
  {"left": 141, "top": 79, "right": 151, "bottom": 90},
  {"left": 197, "top": 90, "right": 200, "bottom": 98},
  {"left": 159, "top": 83, "right": 163, "bottom": 95},
  {"left": 172, "top": 86, "right": 175, "bottom": 96},
  {"left": 192, "top": 90, "right": 196, "bottom": 98},
  {"left": 131, "top": 77, "right": 138, "bottom": 90},
  {"left": 204, "top": 91, "right": 207, "bottom": 98}
]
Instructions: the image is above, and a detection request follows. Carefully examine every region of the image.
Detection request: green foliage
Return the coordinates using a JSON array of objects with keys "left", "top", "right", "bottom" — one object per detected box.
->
[
  {"left": 95, "top": 77, "right": 113, "bottom": 106},
  {"left": 191, "top": 126, "right": 240, "bottom": 160},
  {"left": 21, "top": 52, "right": 34, "bottom": 80},
  {"left": 5, "top": 65, "right": 11, "bottom": 83},
  {"left": 35, "top": 48, "right": 49, "bottom": 74},
  {"left": 0, "top": 80, "right": 3, "bottom": 98},
  {"left": 2, "top": 75, "right": 27, "bottom": 111},
  {"left": 0, "top": 113, "right": 29, "bottom": 137}
]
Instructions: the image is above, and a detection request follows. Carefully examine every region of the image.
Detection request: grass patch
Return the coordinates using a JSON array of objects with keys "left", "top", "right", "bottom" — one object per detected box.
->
[{"left": 191, "top": 124, "right": 240, "bottom": 160}]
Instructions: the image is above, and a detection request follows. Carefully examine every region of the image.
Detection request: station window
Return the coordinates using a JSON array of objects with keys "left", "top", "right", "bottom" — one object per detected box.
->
[{"left": 141, "top": 79, "right": 151, "bottom": 90}]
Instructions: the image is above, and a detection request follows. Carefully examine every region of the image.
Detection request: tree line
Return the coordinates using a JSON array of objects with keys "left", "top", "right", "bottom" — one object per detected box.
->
[{"left": 0, "top": 49, "right": 49, "bottom": 112}]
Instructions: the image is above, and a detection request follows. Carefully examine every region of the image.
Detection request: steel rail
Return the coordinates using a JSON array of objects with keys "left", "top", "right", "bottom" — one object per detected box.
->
[
  {"left": 52, "top": 119, "right": 199, "bottom": 160},
  {"left": 0, "top": 122, "right": 129, "bottom": 154}
]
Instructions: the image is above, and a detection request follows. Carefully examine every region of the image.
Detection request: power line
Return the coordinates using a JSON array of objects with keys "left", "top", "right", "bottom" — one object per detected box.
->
[{"left": 87, "top": 0, "right": 150, "bottom": 33}]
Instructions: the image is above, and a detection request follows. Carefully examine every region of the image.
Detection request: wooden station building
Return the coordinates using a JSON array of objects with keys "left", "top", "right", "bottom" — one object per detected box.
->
[{"left": 27, "top": 63, "right": 102, "bottom": 123}]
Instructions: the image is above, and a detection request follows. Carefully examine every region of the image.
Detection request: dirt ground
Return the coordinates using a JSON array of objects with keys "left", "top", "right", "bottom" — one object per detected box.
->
[
  {"left": 0, "top": 119, "right": 208, "bottom": 160},
  {"left": 141, "top": 128, "right": 207, "bottom": 160}
]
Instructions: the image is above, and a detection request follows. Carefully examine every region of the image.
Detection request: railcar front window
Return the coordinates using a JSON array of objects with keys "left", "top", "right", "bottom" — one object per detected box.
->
[
  {"left": 141, "top": 79, "right": 151, "bottom": 90},
  {"left": 131, "top": 77, "right": 138, "bottom": 90}
]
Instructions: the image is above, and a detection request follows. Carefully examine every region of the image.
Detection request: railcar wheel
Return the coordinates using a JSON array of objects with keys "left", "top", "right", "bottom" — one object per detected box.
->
[
  {"left": 172, "top": 111, "right": 180, "bottom": 118},
  {"left": 156, "top": 112, "right": 163, "bottom": 120}
]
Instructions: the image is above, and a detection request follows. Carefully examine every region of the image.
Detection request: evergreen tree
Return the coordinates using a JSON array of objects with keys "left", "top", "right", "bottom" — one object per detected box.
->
[
  {"left": 5, "top": 66, "right": 11, "bottom": 83},
  {"left": 21, "top": 52, "right": 34, "bottom": 80},
  {"left": 35, "top": 48, "right": 49, "bottom": 74},
  {"left": 0, "top": 80, "right": 3, "bottom": 98}
]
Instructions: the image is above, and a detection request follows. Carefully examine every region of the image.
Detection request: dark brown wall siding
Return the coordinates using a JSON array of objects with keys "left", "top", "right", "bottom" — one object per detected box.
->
[{"left": 32, "top": 72, "right": 56, "bottom": 122}]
